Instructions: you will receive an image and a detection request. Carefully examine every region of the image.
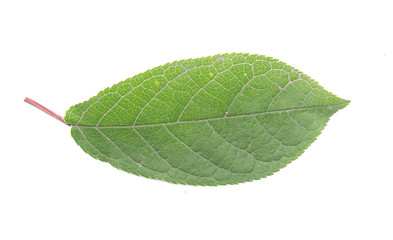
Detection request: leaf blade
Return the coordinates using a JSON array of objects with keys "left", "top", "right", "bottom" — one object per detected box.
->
[{"left": 66, "top": 53, "right": 349, "bottom": 185}]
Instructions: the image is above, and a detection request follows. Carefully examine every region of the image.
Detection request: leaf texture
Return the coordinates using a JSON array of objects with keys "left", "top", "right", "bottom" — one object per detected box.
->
[{"left": 65, "top": 53, "right": 349, "bottom": 185}]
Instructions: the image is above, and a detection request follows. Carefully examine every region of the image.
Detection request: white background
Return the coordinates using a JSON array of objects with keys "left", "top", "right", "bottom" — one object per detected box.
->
[{"left": 1, "top": 0, "right": 392, "bottom": 239}]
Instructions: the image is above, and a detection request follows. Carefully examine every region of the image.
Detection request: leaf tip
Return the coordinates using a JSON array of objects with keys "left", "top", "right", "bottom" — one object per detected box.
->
[{"left": 340, "top": 99, "right": 351, "bottom": 109}]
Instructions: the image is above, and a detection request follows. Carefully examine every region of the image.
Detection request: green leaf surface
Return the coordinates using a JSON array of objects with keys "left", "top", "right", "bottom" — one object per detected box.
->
[{"left": 65, "top": 53, "right": 349, "bottom": 185}]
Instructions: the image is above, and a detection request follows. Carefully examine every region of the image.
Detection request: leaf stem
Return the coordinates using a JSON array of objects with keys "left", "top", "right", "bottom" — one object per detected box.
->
[{"left": 24, "top": 97, "right": 68, "bottom": 126}]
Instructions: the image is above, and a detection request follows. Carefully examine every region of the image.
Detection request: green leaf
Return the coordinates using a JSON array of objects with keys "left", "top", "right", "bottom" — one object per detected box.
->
[{"left": 64, "top": 53, "right": 349, "bottom": 186}]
